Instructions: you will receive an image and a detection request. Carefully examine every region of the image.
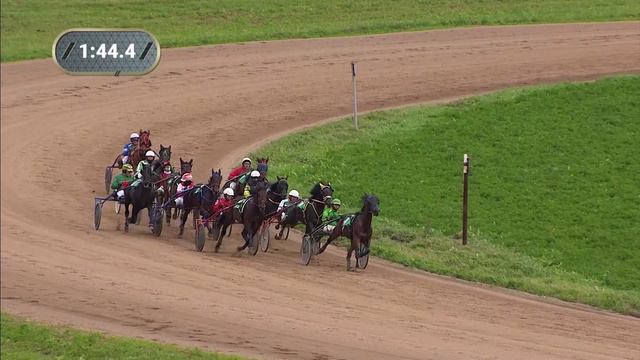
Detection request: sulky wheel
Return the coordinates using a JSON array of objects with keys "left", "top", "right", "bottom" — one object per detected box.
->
[
  {"left": 357, "top": 244, "right": 369, "bottom": 270},
  {"left": 247, "top": 232, "right": 259, "bottom": 256},
  {"left": 152, "top": 207, "right": 163, "bottom": 237},
  {"left": 94, "top": 202, "right": 103, "bottom": 230},
  {"left": 300, "top": 234, "right": 313, "bottom": 266},
  {"left": 104, "top": 167, "right": 113, "bottom": 195},
  {"left": 195, "top": 223, "right": 206, "bottom": 252},
  {"left": 259, "top": 226, "right": 270, "bottom": 252}
]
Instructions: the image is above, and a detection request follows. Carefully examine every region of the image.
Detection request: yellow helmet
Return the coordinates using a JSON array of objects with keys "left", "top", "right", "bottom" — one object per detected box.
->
[{"left": 122, "top": 164, "right": 133, "bottom": 172}]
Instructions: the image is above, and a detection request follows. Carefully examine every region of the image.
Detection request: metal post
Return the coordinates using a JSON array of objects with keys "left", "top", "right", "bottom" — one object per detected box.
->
[
  {"left": 462, "top": 154, "right": 470, "bottom": 245},
  {"left": 351, "top": 62, "right": 358, "bottom": 130}
]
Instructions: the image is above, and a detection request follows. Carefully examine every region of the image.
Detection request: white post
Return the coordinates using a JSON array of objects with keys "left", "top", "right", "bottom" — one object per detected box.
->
[{"left": 351, "top": 62, "right": 358, "bottom": 130}]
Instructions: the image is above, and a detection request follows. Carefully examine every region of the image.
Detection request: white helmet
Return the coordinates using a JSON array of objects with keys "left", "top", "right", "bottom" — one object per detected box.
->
[
  {"left": 130, "top": 132, "right": 140, "bottom": 139},
  {"left": 145, "top": 150, "right": 155, "bottom": 157},
  {"left": 250, "top": 170, "right": 260, "bottom": 178},
  {"left": 242, "top": 157, "right": 252, "bottom": 165},
  {"left": 223, "top": 188, "right": 234, "bottom": 196},
  {"left": 288, "top": 190, "right": 300, "bottom": 198}
]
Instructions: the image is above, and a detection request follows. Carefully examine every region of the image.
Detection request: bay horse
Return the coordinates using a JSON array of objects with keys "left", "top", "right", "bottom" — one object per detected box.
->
[
  {"left": 275, "top": 181, "right": 333, "bottom": 240},
  {"left": 127, "top": 129, "right": 152, "bottom": 170},
  {"left": 123, "top": 162, "right": 156, "bottom": 233},
  {"left": 179, "top": 169, "right": 223, "bottom": 236},
  {"left": 214, "top": 181, "right": 267, "bottom": 252},
  {"left": 320, "top": 194, "right": 380, "bottom": 271}
]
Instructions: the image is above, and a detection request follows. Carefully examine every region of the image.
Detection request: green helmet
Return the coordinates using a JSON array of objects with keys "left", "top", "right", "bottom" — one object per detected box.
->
[{"left": 331, "top": 198, "right": 341, "bottom": 206}]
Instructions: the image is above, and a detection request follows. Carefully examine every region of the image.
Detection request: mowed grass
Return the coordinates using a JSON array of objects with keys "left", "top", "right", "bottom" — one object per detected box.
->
[
  {"left": 0, "top": 313, "right": 247, "bottom": 360},
  {"left": 254, "top": 76, "right": 640, "bottom": 314},
  {"left": 2, "top": 0, "right": 640, "bottom": 61}
]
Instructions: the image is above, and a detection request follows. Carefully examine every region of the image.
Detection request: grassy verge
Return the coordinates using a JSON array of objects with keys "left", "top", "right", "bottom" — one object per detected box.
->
[
  {"left": 0, "top": 313, "right": 246, "bottom": 360},
  {"left": 2, "top": 0, "right": 639, "bottom": 62},
  {"left": 253, "top": 76, "right": 640, "bottom": 314}
]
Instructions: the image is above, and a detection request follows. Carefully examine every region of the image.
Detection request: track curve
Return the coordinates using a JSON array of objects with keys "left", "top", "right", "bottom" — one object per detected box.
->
[{"left": 2, "top": 22, "right": 640, "bottom": 360}]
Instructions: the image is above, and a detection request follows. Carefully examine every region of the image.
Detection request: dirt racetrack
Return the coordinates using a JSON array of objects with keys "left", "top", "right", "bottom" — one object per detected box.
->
[{"left": 2, "top": 22, "right": 640, "bottom": 360}]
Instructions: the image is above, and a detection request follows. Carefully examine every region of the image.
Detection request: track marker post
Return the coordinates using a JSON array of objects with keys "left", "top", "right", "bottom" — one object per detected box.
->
[
  {"left": 462, "top": 154, "right": 471, "bottom": 245},
  {"left": 351, "top": 62, "right": 358, "bottom": 130}
]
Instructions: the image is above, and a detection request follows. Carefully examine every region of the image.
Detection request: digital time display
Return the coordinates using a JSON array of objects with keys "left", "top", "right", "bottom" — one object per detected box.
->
[{"left": 53, "top": 29, "right": 160, "bottom": 75}]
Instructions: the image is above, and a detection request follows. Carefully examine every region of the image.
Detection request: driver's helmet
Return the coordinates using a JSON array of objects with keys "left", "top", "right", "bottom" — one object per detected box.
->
[
  {"left": 122, "top": 164, "right": 134, "bottom": 173},
  {"left": 145, "top": 150, "right": 155, "bottom": 159},
  {"left": 130, "top": 132, "right": 139, "bottom": 140},
  {"left": 331, "top": 198, "right": 341, "bottom": 208},
  {"left": 250, "top": 170, "right": 260, "bottom": 178},
  {"left": 241, "top": 157, "right": 252, "bottom": 166},
  {"left": 162, "top": 161, "right": 171, "bottom": 173},
  {"left": 223, "top": 188, "right": 234, "bottom": 197},
  {"left": 288, "top": 190, "right": 300, "bottom": 200},
  {"left": 181, "top": 173, "right": 193, "bottom": 182}
]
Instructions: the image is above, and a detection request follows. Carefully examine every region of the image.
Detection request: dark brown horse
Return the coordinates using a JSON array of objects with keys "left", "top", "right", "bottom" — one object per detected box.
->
[
  {"left": 178, "top": 168, "right": 222, "bottom": 236},
  {"left": 320, "top": 194, "right": 380, "bottom": 271},
  {"left": 168, "top": 158, "right": 193, "bottom": 221},
  {"left": 275, "top": 181, "right": 333, "bottom": 240},
  {"left": 128, "top": 129, "right": 152, "bottom": 169},
  {"left": 214, "top": 181, "right": 268, "bottom": 252}
]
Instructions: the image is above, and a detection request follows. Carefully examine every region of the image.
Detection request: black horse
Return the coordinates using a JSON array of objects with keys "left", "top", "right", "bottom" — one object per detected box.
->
[
  {"left": 265, "top": 176, "right": 289, "bottom": 218},
  {"left": 179, "top": 169, "right": 223, "bottom": 236},
  {"left": 275, "top": 181, "right": 333, "bottom": 240},
  {"left": 123, "top": 162, "right": 157, "bottom": 233},
  {"left": 320, "top": 194, "right": 380, "bottom": 271},
  {"left": 214, "top": 181, "right": 268, "bottom": 252}
]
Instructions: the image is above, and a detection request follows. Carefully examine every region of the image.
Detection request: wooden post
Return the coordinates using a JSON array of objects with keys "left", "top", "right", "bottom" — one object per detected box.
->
[
  {"left": 351, "top": 62, "right": 358, "bottom": 130},
  {"left": 462, "top": 154, "right": 471, "bottom": 245}
]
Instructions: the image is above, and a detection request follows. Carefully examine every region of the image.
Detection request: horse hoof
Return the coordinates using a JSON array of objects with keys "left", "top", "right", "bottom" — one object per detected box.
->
[
  {"left": 275, "top": 224, "right": 280, "bottom": 230},
  {"left": 274, "top": 235, "right": 281, "bottom": 240},
  {"left": 214, "top": 246, "right": 220, "bottom": 253}
]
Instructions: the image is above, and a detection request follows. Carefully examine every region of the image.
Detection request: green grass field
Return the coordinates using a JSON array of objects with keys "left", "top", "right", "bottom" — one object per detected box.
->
[
  {"left": 0, "top": 313, "right": 247, "bottom": 360},
  {"left": 2, "top": 0, "right": 640, "bottom": 61},
  {"left": 254, "top": 76, "right": 640, "bottom": 314}
]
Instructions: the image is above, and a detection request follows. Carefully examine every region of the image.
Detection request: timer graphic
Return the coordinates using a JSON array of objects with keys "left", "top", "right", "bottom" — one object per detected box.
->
[{"left": 53, "top": 29, "right": 160, "bottom": 75}]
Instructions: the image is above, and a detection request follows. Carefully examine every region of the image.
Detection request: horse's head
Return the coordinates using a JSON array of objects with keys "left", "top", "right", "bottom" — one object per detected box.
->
[
  {"left": 253, "top": 181, "right": 268, "bottom": 213},
  {"left": 140, "top": 163, "right": 154, "bottom": 186},
  {"left": 256, "top": 157, "right": 269, "bottom": 177},
  {"left": 271, "top": 176, "right": 289, "bottom": 196},
  {"left": 138, "top": 129, "right": 151, "bottom": 149},
  {"left": 209, "top": 169, "right": 222, "bottom": 193},
  {"left": 179, "top": 157, "right": 193, "bottom": 175},
  {"left": 362, "top": 193, "right": 380, "bottom": 216},
  {"left": 158, "top": 145, "right": 172, "bottom": 162}
]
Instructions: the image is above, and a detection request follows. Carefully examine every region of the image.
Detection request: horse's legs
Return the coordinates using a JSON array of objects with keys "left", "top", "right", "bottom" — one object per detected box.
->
[
  {"left": 214, "top": 223, "right": 226, "bottom": 252},
  {"left": 179, "top": 208, "right": 190, "bottom": 236},
  {"left": 346, "top": 246, "right": 354, "bottom": 271},
  {"left": 124, "top": 203, "right": 130, "bottom": 232},
  {"left": 147, "top": 205, "right": 153, "bottom": 228}
]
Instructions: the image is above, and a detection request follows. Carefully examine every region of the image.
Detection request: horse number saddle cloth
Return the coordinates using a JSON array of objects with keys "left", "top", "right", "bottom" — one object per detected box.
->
[
  {"left": 234, "top": 198, "right": 250, "bottom": 214},
  {"left": 341, "top": 214, "right": 356, "bottom": 233}
]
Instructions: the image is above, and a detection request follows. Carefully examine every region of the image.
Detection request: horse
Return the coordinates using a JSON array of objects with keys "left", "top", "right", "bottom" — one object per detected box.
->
[
  {"left": 167, "top": 158, "right": 193, "bottom": 221},
  {"left": 123, "top": 162, "right": 157, "bottom": 233},
  {"left": 275, "top": 181, "right": 333, "bottom": 240},
  {"left": 265, "top": 176, "right": 289, "bottom": 218},
  {"left": 157, "top": 144, "right": 172, "bottom": 163},
  {"left": 127, "top": 129, "right": 152, "bottom": 170},
  {"left": 320, "top": 194, "right": 380, "bottom": 271},
  {"left": 178, "top": 169, "right": 223, "bottom": 236},
  {"left": 214, "top": 181, "right": 268, "bottom": 252}
]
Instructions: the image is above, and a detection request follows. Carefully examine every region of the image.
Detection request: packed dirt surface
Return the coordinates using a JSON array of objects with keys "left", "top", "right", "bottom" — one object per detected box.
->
[{"left": 2, "top": 22, "right": 640, "bottom": 360}]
